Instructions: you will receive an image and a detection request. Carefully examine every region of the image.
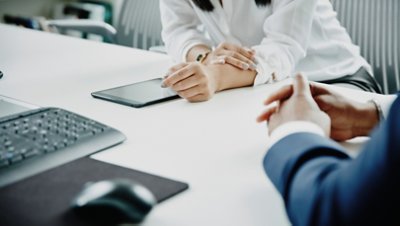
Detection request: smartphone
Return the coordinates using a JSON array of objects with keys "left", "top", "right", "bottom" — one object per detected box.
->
[{"left": 91, "top": 78, "right": 179, "bottom": 108}]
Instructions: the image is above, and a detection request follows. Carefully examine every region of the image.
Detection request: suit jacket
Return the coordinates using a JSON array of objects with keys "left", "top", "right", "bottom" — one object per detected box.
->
[{"left": 264, "top": 96, "right": 400, "bottom": 226}]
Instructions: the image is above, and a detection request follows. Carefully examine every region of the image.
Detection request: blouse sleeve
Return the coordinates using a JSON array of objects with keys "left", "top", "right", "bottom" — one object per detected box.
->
[
  {"left": 160, "top": 0, "right": 213, "bottom": 63},
  {"left": 253, "top": 0, "right": 318, "bottom": 85}
]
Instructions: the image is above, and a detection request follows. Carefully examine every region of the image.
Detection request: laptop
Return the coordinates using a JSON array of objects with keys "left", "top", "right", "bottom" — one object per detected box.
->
[{"left": 0, "top": 95, "right": 126, "bottom": 187}]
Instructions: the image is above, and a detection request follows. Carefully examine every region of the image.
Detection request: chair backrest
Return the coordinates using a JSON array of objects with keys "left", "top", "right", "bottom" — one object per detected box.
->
[
  {"left": 115, "top": 0, "right": 163, "bottom": 50},
  {"left": 331, "top": 0, "right": 400, "bottom": 94}
]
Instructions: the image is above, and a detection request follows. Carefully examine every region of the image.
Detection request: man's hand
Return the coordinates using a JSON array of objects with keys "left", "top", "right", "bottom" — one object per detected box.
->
[
  {"left": 310, "top": 83, "right": 379, "bottom": 140},
  {"left": 257, "top": 79, "right": 379, "bottom": 140},
  {"left": 257, "top": 74, "right": 331, "bottom": 136}
]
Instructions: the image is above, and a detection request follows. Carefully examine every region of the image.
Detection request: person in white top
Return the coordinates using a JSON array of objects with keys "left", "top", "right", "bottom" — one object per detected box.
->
[{"left": 160, "top": 0, "right": 382, "bottom": 102}]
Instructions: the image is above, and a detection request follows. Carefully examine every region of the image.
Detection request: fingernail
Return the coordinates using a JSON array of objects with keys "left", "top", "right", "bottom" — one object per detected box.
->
[
  {"left": 245, "top": 47, "right": 254, "bottom": 53},
  {"left": 242, "top": 63, "right": 249, "bottom": 70},
  {"left": 250, "top": 63, "right": 257, "bottom": 70},
  {"left": 211, "top": 59, "right": 224, "bottom": 65},
  {"left": 161, "top": 81, "right": 167, "bottom": 88}
]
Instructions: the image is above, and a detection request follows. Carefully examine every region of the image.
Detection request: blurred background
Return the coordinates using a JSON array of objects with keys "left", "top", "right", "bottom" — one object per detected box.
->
[
  {"left": 0, "top": 0, "right": 164, "bottom": 52},
  {"left": 1, "top": 0, "right": 398, "bottom": 94}
]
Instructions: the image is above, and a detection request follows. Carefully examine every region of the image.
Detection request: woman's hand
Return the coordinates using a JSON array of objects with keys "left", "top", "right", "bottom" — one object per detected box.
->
[
  {"left": 162, "top": 62, "right": 218, "bottom": 102},
  {"left": 164, "top": 49, "right": 258, "bottom": 103},
  {"left": 204, "top": 42, "right": 257, "bottom": 71}
]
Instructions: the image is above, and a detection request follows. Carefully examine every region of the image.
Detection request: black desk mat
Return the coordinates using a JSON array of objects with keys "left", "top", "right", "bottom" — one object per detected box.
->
[{"left": 0, "top": 157, "right": 189, "bottom": 226}]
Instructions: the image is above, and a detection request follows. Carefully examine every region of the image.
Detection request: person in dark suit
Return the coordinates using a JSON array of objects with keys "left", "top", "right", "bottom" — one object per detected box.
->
[{"left": 256, "top": 74, "right": 399, "bottom": 226}]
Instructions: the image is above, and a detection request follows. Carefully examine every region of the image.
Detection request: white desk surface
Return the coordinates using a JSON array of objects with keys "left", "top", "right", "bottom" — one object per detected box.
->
[{"left": 0, "top": 24, "right": 384, "bottom": 226}]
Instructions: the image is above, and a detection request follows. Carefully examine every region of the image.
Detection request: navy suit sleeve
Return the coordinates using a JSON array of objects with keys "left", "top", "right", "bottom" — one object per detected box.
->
[{"left": 264, "top": 96, "right": 400, "bottom": 226}]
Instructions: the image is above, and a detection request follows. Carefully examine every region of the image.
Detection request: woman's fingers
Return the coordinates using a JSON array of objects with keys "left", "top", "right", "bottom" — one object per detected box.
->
[
  {"left": 218, "top": 42, "right": 255, "bottom": 60},
  {"left": 212, "top": 48, "right": 256, "bottom": 70},
  {"left": 162, "top": 63, "right": 189, "bottom": 86},
  {"left": 226, "top": 51, "right": 256, "bottom": 69},
  {"left": 163, "top": 64, "right": 196, "bottom": 87},
  {"left": 186, "top": 94, "right": 210, "bottom": 102},
  {"left": 166, "top": 62, "right": 188, "bottom": 75},
  {"left": 220, "top": 48, "right": 256, "bottom": 65},
  {"left": 177, "top": 85, "right": 204, "bottom": 99},
  {"left": 172, "top": 74, "right": 202, "bottom": 91},
  {"left": 164, "top": 63, "right": 212, "bottom": 102},
  {"left": 213, "top": 42, "right": 256, "bottom": 70},
  {"left": 213, "top": 55, "right": 256, "bottom": 70}
]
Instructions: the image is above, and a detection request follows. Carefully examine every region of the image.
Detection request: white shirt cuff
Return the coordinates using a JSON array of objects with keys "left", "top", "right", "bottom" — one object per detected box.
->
[
  {"left": 181, "top": 41, "right": 210, "bottom": 63},
  {"left": 252, "top": 55, "right": 291, "bottom": 86},
  {"left": 379, "top": 95, "right": 397, "bottom": 119},
  {"left": 267, "top": 121, "right": 326, "bottom": 149},
  {"left": 253, "top": 55, "right": 273, "bottom": 86}
]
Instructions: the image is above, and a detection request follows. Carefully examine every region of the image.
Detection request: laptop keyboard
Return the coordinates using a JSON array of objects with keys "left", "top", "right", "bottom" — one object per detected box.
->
[{"left": 0, "top": 108, "right": 125, "bottom": 183}]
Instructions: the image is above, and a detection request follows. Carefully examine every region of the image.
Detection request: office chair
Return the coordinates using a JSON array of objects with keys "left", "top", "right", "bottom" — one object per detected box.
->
[
  {"left": 331, "top": 0, "right": 400, "bottom": 94},
  {"left": 46, "top": 0, "right": 164, "bottom": 51}
]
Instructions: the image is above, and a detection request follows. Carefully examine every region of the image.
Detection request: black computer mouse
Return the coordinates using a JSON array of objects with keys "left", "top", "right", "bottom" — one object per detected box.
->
[{"left": 72, "top": 179, "right": 157, "bottom": 225}]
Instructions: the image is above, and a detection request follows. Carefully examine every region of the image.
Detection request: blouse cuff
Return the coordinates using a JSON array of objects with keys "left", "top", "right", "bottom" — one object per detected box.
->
[
  {"left": 181, "top": 41, "right": 211, "bottom": 63},
  {"left": 253, "top": 55, "right": 273, "bottom": 86},
  {"left": 253, "top": 55, "right": 290, "bottom": 86}
]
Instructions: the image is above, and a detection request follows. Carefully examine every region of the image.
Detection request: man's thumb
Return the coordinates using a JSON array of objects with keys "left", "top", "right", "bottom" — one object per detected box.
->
[{"left": 293, "top": 73, "right": 311, "bottom": 96}]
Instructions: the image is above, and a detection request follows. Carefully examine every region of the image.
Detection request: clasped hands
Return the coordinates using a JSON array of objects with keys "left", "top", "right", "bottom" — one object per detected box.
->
[
  {"left": 257, "top": 74, "right": 380, "bottom": 141},
  {"left": 162, "top": 42, "right": 256, "bottom": 102}
]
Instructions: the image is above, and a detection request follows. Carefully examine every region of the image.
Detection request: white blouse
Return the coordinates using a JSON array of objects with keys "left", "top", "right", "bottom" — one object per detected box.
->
[{"left": 160, "top": 0, "right": 372, "bottom": 85}]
